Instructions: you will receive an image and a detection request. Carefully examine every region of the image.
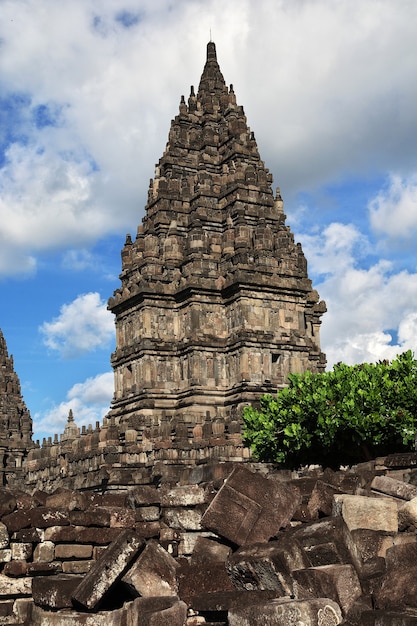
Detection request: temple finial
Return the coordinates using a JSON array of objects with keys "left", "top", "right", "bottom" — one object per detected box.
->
[{"left": 207, "top": 41, "right": 216, "bottom": 60}]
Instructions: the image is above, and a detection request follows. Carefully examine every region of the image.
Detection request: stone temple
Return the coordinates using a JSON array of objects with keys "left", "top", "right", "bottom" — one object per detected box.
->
[{"left": 1, "top": 42, "right": 326, "bottom": 490}]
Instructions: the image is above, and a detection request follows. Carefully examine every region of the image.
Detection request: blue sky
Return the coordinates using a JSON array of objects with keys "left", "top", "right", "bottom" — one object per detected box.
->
[{"left": 1, "top": 0, "right": 417, "bottom": 442}]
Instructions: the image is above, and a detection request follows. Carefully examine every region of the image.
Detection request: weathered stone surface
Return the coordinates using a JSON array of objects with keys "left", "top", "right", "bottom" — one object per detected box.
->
[
  {"left": 190, "top": 536, "right": 231, "bottom": 563},
  {"left": 308, "top": 481, "right": 344, "bottom": 518},
  {"left": 0, "top": 488, "right": 17, "bottom": 518},
  {"left": 27, "top": 561, "right": 63, "bottom": 576},
  {"left": 361, "top": 610, "right": 417, "bottom": 625},
  {"left": 128, "top": 485, "right": 161, "bottom": 506},
  {"left": 177, "top": 560, "right": 234, "bottom": 606},
  {"left": 293, "top": 564, "right": 362, "bottom": 616},
  {"left": 69, "top": 508, "right": 111, "bottom": 527},
  {"left": 0, "top": 522, "right": 9, "bottom": 549},
  {"left": 163, "top": 508, "right": 203, "bottom": 531},
  {"left": 62, "top": 560, "right": 94, "bottom": 574},
  {"left": 72, "top": 529, "right": 145, "bottom": 610},
  {"left": 12, "top": 527, "right": 44, "bottom": 543},
  {"left": 333, "top": 495, "right": 398, "bottom": 533},
  {"left": 291, "top": 517, "right": 359, "bottom": 570},
  {"left": 3, "top": 559, "right": 28, "bottom": 576},
  {"left": 1, "top": 509, "right": 31, "bottom": 533},
  {"left": 45, "top": 489, "right": 89, "bottom": 511},
  {"left": 55, "top": 544, "right": 93, "bottom": 559},
  {"left": 0, "top": 548, "right": 11, "bottom": 563},
  {"left": 135, "top": 506, "right": 160, "bottom": 522},
  {"left": 191, "top": 590, "right": 281, "bottom": 612},
  {"left": 32, "top": 575, "right": 84, "bottom": 609},
  {"left": 44, "top": 525, "right": 121, "bottom": 544},
  {"left": 0, "top": 573, "right": 32, "bottom": 597},
  {"left": 398, "top": 497, "right": 417, "bottom": 529},
  {"left": 374, "top": 543, "right": 417, "bottom": 609},
  {"left": 122, "top": 540, "right": 178, "bottom": 597},
  {"left": 202, "top": 466, "right": 300, "bottom": 545},
  {"left": 31, "top": 604, "right": 125, "bottom": 625},
  {"left": 228, "top": 597, "right": 343, "bottom": 626},
  {"left": 30, "top": 507, "right": 70, "bottom": 528},
  {"left": 160, "top": 484, "right": 210, "bottom": 507},
  {"left": 227, "top": 536, "right": 309, "bottom": 595},
  {"left": 371, "top": 475, "right": 417, "bottom": 500},
  {"left": 10, "top": 541, "right": 32, "bottom": 560},
  {"left": 126, "top": 596, "right": 187, "bottom": 626},
  {"left": 33, "top": 540, "right": 55, "bottom": 563}
]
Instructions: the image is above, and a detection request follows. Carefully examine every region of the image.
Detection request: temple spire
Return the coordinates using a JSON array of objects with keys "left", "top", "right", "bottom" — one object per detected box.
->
[{"left": 198, "top": 41, "right": 227, "bottom": 107}]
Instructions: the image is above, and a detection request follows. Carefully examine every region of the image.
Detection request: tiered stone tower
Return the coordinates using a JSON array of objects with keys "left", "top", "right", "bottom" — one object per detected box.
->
[
  {"left": 0, "top": 329, "right": 34, "bottom": 486},
  {"left": 108, "top": 42, "right": 326, "bottom": 446}
]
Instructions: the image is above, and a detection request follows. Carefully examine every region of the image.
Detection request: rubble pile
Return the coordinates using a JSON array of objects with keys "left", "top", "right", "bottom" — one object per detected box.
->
[{"left": 2, "top": 457, "right": 417, "bottom": 625}]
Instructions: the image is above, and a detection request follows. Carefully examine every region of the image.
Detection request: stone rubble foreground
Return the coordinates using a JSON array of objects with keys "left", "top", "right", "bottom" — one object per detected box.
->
[{"left": 1, "top": 458, "right": 417, "bottom": 624}]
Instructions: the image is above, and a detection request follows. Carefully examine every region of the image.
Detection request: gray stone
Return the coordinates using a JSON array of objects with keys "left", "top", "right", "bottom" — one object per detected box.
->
[
  {"left": 228, "top": 597, "right": 343, "bottom": 625},
  {"left": 32, "top": 575, "right": 84, "bottom": 609},
  {"left": 122, "top": 540, "right": 178, "bottom": 597},
  {"left": 202, "top": 466, "right": 300, "bottom": 545}
]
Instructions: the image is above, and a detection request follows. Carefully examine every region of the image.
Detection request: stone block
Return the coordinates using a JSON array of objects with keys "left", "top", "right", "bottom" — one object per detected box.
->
[
  {"left": 228, "top": 597, "right": 343, "bottom": 626},
  {"left": 135, "top": 506, "right": 160, "bottom": 522},
  {"left": 160, "top": 484, "right": 210, "bottom": 507},
  {"left": 1, "top": 510, "right": 31, "bottom": 533},
  {"left": 30, "top": 507, "right": 70, "bottom": 528},
  {"left": 10, "top": 541, "right": 32, "bottom": 560},
  {"left": 293, "top": 564, "right": 362, "bottom": 616},
  {"left": 191, "top": 590, "right": 281, "bottom": 613},
  {"left": 69, "top": 508, "right": 111, "bottom": 527},
  {"left": 0, "top": 549, "right": 11, "bottom": 563},
  {"left": 135, "top": 521, "right": 161, "bottom": 539},
  {"left": 202, "top": 466, "right": 300, "bottom": 545},
  {"left": 291, "top": 517, "right": 359, "bottom": 570},
  {"left": 398, "top": 497, "right": 417, "bottom": 529},
  {"left": 32, "top": 574, "right": 84, "bottom": 609},
  {"left": 12, "top": 527, "right": 44, "bottom": 543},
  {"left": 374, "top": 543, "right": 417, "bottom": 610},
  {"left": 371, "top": 476, "right": 417, "bottom": 500},
  {"left": 108, "top": 507, "right": 136, "bottom": 528},
  {"left": 27, "top": 561, "right": 63, "bottom": 576},
  {"left": 163, "top": 508, "right": 203, "bottom": 531},
  {"left": 128, "top": 485, "right": 161, "bottom": 506},
  {"left": 333, "top": 495, "right": 398, "bottom": 533},
  {"left": 0, "top": 600, "right": 14, "bottom": 619},
  {"left": 126, "top": 596, "right": 187, "bottom": 626},
  {"left": 122, "top": 540, "right": 178, "bottom": 597},
  {"left": 227, "top": 536, "right": 309, "bottom": 596},
  {"left": 3, "top": 559, "right": 28, "bottom": 576},
  {"left": 308, "top": 481, "right": 344, "bottom": 517},
  {"left": 361, "top": 610, "right": 417, "bottom": 625},
  {"left": 55, "top": 544, "right": 93, "bottom": 559},
  {"left": 177, "top": 560, "right": 234, "bottom": 606},
  {"left": 0, "top": 522, "right": 9, "bottom": 549},
  {"left": 30, "top": 604, "right": 126, "bottom": 625},
  {"left": 72, "top": 529, "right": 145, "bottom": 610},
  {"left": 0, "top": 573, "right": 32, "bottom": 597},
  {"left": 0, "top": 488, "right": 16, "bottom": 518},
  {"left": 190, "top": 536, "right": 231, "bottom": 563},
  {"left": 33, "top": 540, "right": 55, "bottom": 563},
  {"left": 62, "top": 560, "right": 94, "bottom": 574},
  {"left": 45, "top": 489, "right": 89, "bottom": 511}
]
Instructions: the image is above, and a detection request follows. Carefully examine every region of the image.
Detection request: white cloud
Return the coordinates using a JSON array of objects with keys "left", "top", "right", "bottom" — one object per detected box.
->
[
  {"left": 40, "top": 292, "right": 115, "bottom": 358},
  {"left": 33, "top": 371, "right": 114, "bottom": 441},
  {"left": 369, "top": 174, "right": 417, "bottom": 241},
  {"left": 298, "top": 223, "right": 417, "bottom": 368}
]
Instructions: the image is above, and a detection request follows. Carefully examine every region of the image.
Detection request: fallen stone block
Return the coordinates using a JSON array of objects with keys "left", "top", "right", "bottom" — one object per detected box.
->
[
  {"left": 30, "top": 507, "right": 70, "bottom": 528},
  {"left": 0, "top": 522, "right": 9, "bottom": 549},
  {"left": 31, "top": 604, "right": 126, "bottom": 625},
  {"left": 126, "top": 596, "right": 188, "bottom": 626},
  {"left": 398, "top": 497, "right": 417, "bottom": 529},
  {"left": 201, "top": 466, "right": 300, "bottom": 545},
  {"left": 177, "top": 560, "right": 234, "bottom": 607},
  {"left": 291, "top": 517, "right": 360, "bottom": 570},
  {"left": 308, "top": 481, "right": 344, "bottom": 518},
  {"left": 227, "top": 536, "right": 309, "bottom": 596},
  {"left": 69, "top": 508, "right": 111, "bottom": 527},
  {"left": 0, "top": 488, "right": 17, "bottom": 518},
  {"left": 374, "top": 543, "right": 417, "bottom": 610},
  {"left": 361, "top": 610, "right": 417, "bottom": 625},
  {"left": 371, "top": 476, "right": 417, "bottom": 501},
  {"left": 293, "top": 564, "right": 362, "bottom": 616},
  {"left": 190, "top": 536, "right": 231, "bottom": 563},
  {"left": 1, "top": 509, "right": 31, "bottom": 533},
  {"left": 163, "top": 507, "right": 203, "bottom": 531},
  {"left": 62, "top": 560, "right": 94, "bottom": 574},
  {"left": 3, "top": 560, "right": 28, "bottom": 577},
  {"left": 45, "top": 488, "right": 89, "bottom": 511},
  {"left": 122, "top": 539, "right": 178, "bottom": 597},
  {"left": 33, "top": 540, "right": 55, "bottom": 563},
  {"left": 72, "top": 529, "right": 145, "bottom": 610},
  {"left": 27, "top": 561, "right": 63, "bottom": 576},
  {"left": 54, "top": 544, "right": 93, "bottom": 559},
  {"left": 160, "top": 484, "right": 211, "bottom": 507},
  {"left": 191, "top": 590, "right": 280, "bottom": 614},
  {"left": 12, "top": 527, "right": 44, "bottom": 543},
  {"left": 228, "top": 597, "right": 343, "bottom": 626},
  {"left": 333, "top": 495, "right": 398, "bottom": 533},
  {"left": 32, "top": 574, "right": 84, "bottom": 609}
]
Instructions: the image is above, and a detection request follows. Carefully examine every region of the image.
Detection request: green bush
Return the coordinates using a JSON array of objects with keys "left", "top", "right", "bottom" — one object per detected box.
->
[{"left": 242, "top": 351, "right": 417, "bottom": 469}]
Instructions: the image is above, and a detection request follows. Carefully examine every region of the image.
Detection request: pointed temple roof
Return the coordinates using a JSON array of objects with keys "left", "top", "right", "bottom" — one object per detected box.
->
[{"left": 0, "top": 329, "right": 34, "bottom": 484}]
